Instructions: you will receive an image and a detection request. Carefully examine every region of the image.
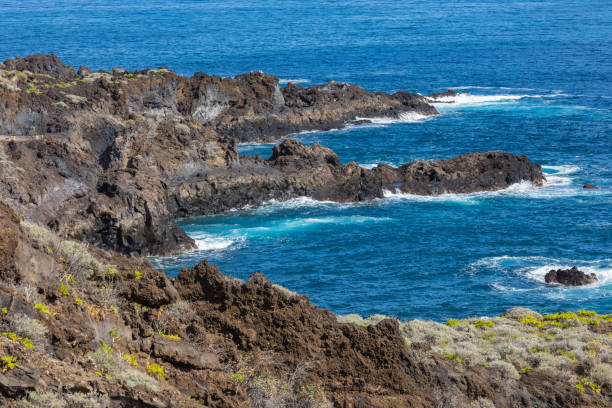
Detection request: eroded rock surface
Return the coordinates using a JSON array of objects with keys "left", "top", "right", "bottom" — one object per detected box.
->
[
  {"left": 545, "top": 266, "right": 598, "bottom": 286},
  {"left": 0, "top": 204, "right": 608, "bottom": 407},
  {"left": 0, "top": 54, "right": 544, "bottom": 256}
]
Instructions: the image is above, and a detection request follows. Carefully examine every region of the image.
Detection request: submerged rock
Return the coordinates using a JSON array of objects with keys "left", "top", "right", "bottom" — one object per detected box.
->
[
  {"left": 426, "top": 89, "right": 458, "bottom": 101},
  {"left": 544, "top": 266, "right": 598, "bottom": 286}
]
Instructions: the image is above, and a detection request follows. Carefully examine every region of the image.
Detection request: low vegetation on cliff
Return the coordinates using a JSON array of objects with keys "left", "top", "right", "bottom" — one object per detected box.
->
[{"left": 340, "top": 308, "right": 612, "bottom": 394}]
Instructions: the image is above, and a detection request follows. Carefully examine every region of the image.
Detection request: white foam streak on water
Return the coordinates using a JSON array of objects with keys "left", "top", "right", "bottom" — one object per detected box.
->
[
  {"left": 278, "top": 78, "right": 310, "bottom": 84},
  {"left": 473, "top": 255, "right": 612, "bottom": 295},
  {"left": 191, "top": 229, "right": 247, "bottom": 251},
  {"left": 490, "top": 283, "right": 535, "bottom": 292},
  {"left": 354, "top": 111, "right": 431, "bottom": 125},
  {"left": 427, "top": 91, "right": 565, "bottom": 109},
  {"left": 449, "top": 86, "right": 537, "bottom": 91},
  {"left": 382, "top": 189, "right": 480, "bottom": 204},
  {"left": 255, "top": 196, "right": 340, "bottom": 213},
  {"left": 524, "top": 264, "right": 612, "bottom": 286},
  {"left": 360, "top": 161, "right": 399, "bottom": 170},
  {"left": 186, "top": 214, "right": 392, "bottom": 253}
]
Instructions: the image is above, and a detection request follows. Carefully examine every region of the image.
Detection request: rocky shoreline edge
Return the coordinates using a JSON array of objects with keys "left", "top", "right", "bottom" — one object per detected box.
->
[{"left": 1, "top": 54, "right": 544, "bottom": 257}]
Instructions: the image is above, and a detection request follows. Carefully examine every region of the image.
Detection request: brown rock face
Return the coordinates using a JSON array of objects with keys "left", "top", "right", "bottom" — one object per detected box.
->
[
  {"left": 0, "top": 202, "right": 610, "bottom": 407},
  {"left": 0, "top": 54, "right": 544, "bottom": 256},
  {"left": 544, "top": 267, "right": 598, "bottom": 286}
]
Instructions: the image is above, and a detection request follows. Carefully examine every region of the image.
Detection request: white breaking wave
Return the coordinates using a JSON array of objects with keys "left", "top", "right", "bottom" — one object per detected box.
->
[
  {"left": 471, "top": 255, "right": 612, "bottom": 288},
  {"left": 449, "top": 86, "right": 537, "bottom": 91},
  {"left": 254, "top": 196, "right": 341, "bottom": 214},
  {"left": 278, "top": 78, "right": 310, "bottom": 84},
  {"left": 542, "top": 164, "right": 581, "bottom": 175},
  {"left": 278, "top": 215, "right": 392, "bottom": 229},
  {"left": 354, "top": 111, "right": 431, "bottom": 125},
  {"left": 360, "top": 161, "right": 399, "bottom": 170},
  {"left": 186, "top": 214, "right": 392, "bottom": 252},
  {"left": 524, "top": 264, "right": 612, "bottom": 286},
  {"left": 382, "top": 163, "right": 596, "bottom": 202},
  {"left": 542, "top": 164, "right": 581, "bottom": 188},
  {"left": 381, "top": 180, "right": 547, "bottom": 202},
  {"left": 490, "top": 283, "right": 536, "bottom": 293},
  {"left": 192, "top": 232, "right": 245, "bottom": 251},
  {"left": 382, "top": 189, "right": 480, "bottom": 205},
  {"left": 427, "top": 92, "right": 557, "bottom": 107}
]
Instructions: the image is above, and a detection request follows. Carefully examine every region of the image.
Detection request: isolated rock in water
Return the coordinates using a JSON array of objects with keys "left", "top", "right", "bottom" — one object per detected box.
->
[
  {"left": 544, "top": 266, "right": 598, "bottom": 286},
  {"left": 583, "top": 184, "right": 598, "bottom": 189},
  {"left": 427, "top": 89, "right": 458, "bottom": 100}
]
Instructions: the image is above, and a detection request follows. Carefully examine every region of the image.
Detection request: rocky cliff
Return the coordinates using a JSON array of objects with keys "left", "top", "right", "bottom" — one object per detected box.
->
[
  {"left": 0, "top": 54, "right": 544, "bottom": 256},
  {"left": 0, "top": 203, "right": 608, "bottom": 408}
]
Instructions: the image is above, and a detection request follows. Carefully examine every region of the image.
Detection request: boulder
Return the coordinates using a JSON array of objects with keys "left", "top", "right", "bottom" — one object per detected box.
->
[
  {"left": 544, "top": 267, "right": 598, "bottom": 286},
  {"left": 427, "top": 89, "right": 458, "bottom": 100}
]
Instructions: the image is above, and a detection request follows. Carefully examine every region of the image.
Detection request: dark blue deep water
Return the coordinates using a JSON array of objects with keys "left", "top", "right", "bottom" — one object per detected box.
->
[{"left": 2, "top": 1, "right": 610, "bottom": 320}]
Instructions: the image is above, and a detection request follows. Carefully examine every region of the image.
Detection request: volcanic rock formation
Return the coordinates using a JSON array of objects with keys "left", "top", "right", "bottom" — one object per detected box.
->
[
  {"left": 0, "top": 203, "right": 609, "bottom": 407},
  {"left": 545, "top": 266, "right": 598, "bottom": 286},
  {"left": 0, "top": 55, "right": 547, "bottom": 256}
]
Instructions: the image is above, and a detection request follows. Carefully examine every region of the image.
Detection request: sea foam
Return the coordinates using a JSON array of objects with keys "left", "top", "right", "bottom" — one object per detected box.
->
[
  {"left": 353, "top": 111, "right": 431, "bottom": 126},
  {"left": 278, "top": 78, "right": 310, "bottom": 84},
  {"left": 473, "top": 255, "right": 612, "bottom": 288},
  {"left": 427, "top": 92, "right": 554, "bottom": 107}
]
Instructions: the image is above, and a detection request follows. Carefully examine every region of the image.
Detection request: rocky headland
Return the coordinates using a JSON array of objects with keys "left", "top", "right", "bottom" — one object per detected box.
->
[
  {"left": 1, "top": 54, "right": 544, "bottom": 257},
  {"left": 1, "top": 55, "right": 605, "bottom": 408}
]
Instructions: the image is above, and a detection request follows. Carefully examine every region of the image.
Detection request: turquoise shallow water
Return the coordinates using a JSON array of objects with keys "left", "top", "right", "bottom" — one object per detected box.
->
[{"left": 2, "top": 0, "right": 610, "bottom": 320}]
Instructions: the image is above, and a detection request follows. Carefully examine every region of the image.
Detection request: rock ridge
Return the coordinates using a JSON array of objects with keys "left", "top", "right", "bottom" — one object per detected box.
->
[{"left": 1, "top": 54, "right": 544, "bottom": 256}]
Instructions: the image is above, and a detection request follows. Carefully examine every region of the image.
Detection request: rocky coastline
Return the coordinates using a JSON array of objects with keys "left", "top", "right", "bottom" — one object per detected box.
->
[
  {"left": 0, "top": 203, "right": 610, "bottom": 407},
  {"left": 1, "top": 54, "right": 543, "bottom": 257},
  {"left": 1, "top": 55, "right": 607, "bottom": 408}
]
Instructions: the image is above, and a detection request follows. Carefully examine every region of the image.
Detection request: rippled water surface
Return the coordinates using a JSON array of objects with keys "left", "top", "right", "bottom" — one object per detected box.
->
[{"left": 2, "top": 0, "right": 610, "bottom": 320}]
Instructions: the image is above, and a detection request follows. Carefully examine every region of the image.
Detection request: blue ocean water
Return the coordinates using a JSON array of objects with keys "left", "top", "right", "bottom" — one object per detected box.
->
[{"left": 2, "top": 0, "right": 610, "bottom": 320}]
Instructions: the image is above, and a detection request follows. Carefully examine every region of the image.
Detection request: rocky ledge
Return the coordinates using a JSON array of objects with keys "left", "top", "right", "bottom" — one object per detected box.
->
[
  {"left": 545, "top": 267, "right": 598, "bottom": 286},
  {"left": 0, "top": 203, "right": 609, "bottom": 407},
  {"left": 0, "top": 54, "right": 545, "bottom": 256}
]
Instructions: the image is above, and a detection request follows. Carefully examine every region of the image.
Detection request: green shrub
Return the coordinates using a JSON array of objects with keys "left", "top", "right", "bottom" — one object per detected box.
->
[
  {"left": 445, "top": 319, "right": 461, "bottom": 327},
  {"left": 122, "top": 353, "right": 139, "bottom": 367},
  {"left": 1, "top": 356, "right": 18, "bottom": 373},
  {"left": 159, "top": 332, "right": 181, "bottom": 340},
  {"left": 473, "top": 320, "right": 495, "bottom": 329},
  {"left": 443, "top": 352, "right": 462, "bottom": 363},
  {"left": 35, "top": 303, "right": 56, "bottom": 317},
  {"left": 2, "top": 331, "right": 36, "bottom": 349},
  {"left": 147, "top": 362, "right": 167, "bottom": 380}
]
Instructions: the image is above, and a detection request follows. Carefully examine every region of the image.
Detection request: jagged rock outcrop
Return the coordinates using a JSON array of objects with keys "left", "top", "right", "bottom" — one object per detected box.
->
[
  {"left": 0, "top": 54, "right": 544, "bottom": 256},
  {"left": 0, "top": 204, "right": 609, "bottom": 407},
  {"left": 426, "top": 89, "right": 458, "bottom": 101},
  {"left": 545, "top": 267, "right": 598, "bottom": 286}
]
